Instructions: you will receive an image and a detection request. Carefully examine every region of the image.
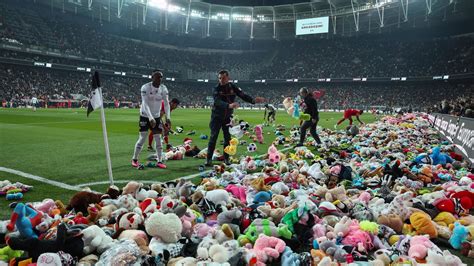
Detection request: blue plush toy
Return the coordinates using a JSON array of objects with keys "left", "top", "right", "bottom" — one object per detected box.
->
[
  {"left": 449, "top": 222, "right": 469, "bottom": 249},
  {"left": 6, "top": 193, "right": 23, "bottom": 201},
  {"left": 292, "top": 101, "right": 300, "bottom": 119},
  {"left": 281, "top": 246, "right": 301, "bottom": 266},
  {"left": 6, "top": 203, "right": 42, "bottom": 239},
  {"left": 430, "top": 147, "right": 454, "bottom": 166},
  {"left": 413, "top": 153, "right": 432, "bottom": 165}
]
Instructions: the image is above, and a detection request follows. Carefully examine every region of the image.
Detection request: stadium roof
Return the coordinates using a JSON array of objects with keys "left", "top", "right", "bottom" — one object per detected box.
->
[{"left": 45, "top": 0, "right": 474, "bottom": 40}]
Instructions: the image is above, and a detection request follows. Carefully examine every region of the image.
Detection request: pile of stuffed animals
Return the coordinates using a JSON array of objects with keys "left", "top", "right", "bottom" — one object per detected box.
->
[
  {"left": 1, "top": 113, "right": 473, "bottom": 266},
  {"left": 0, "top": 181, "right": 32, "bottom": 201}
]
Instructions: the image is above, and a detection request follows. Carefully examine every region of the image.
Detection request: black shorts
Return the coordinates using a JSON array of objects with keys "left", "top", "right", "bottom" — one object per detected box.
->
[{"left": 139, "top": 116, "right": 161, "bottom": 134}]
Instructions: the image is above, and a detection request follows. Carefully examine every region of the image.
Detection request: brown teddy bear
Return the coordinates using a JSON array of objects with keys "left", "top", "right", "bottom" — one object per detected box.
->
[
  {"left": 325, "top": 185, "right": 352, "bottom": 210},
  {"left": 257, "top": 195, "right": 297, "bottom": 224},
  {"left": 67, "top": 191, "right": 103, "bottom": 214},
  {"left": 377, "top": 213, "right": 403, "bottom": 234},
  {"left": 122, "top": 181, "right": 142, "bottom": 198}
]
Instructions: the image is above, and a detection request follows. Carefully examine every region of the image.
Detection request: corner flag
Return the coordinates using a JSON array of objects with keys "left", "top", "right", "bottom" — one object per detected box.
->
[{"left": 87, "top": 71, "right": 103, "bottom": 117}]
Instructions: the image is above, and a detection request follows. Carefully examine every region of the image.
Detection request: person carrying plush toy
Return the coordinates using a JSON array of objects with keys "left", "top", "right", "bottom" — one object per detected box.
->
[
  {"left": 205, "top": 70, "right": 265, "bottom": 167},
  {"left": 295, "top": 87, "right": 322, "bottom": 148}
]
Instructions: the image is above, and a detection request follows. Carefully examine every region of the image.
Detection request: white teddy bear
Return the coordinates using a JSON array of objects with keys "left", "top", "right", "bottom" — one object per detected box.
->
[
  {"left": 82, "top": 225, "right": 114, "bottom": 254},
  {"left": 145, "top": 212, "right": 182, "bottom": 243}
]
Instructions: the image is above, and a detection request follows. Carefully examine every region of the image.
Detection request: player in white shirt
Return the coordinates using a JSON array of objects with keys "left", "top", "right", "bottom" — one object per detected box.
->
[
  {"left": 131, "top": 70, "right": 171, "bottom": 169},
  {"left": 31, "top": 96, "right": 39, "bottom": 112}
]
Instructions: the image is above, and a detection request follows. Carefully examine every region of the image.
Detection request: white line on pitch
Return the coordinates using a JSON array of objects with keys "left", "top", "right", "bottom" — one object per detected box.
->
[
  {"left": 1, "top": 121, "right": 92, "bottom": 125},
  {"left": 77, "top": 180, "right": 158, "bottom": 187},
  {"left": 0, "top": 166, "right": 82, "bottom": 191}
]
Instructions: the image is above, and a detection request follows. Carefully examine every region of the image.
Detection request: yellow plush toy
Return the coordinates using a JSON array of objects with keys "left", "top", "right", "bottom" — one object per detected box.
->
[
  {"left": 410, "top": 211, "right": 438, "bottom": 239},
  {"left": 224, "top": 138, "right": 239, "bottom": 155},
  {"left": 433, "top": 212, "right": 456, "bottom": 227}
]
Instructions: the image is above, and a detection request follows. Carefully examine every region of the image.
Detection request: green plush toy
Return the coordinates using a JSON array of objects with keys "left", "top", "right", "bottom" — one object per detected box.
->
[
  {"left": 0, "top": 246, "right": 24, "bottom": 262},
  {"left": 238, "top": 218, "right": 292, "bottom": 246},
  {"left": 282, "top": 205, "right": 309, "bottom": 233},
  {"left": 299, "top": 113, "right": 311, "bottom": 121}
]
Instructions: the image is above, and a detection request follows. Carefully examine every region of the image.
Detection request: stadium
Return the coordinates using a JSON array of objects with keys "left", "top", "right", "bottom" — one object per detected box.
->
[{"left": 0, "top": 0, "right": 473, "bottom": 264}]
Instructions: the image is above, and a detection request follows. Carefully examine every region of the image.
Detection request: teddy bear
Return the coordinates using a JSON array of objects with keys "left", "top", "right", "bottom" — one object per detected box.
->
[
  {"left": 417, "top": 165, "right": 433, "bottom": 184},
  {"left": 267, "top": 144, "right": 281, "bottom": 164},
  {"left": 255, "top": 125, "right": 264, "bottom": 144},
  {"left": 408, "top": 235, "right": 432, "bottom": 260},
  {"left": 271, "top": 182, "right": 289, "bottom": 195},
  {"left": 67, "top": 191, "right": 103, "bottom": 214},
  {"left": 377, "top": 213, "right": 403, "bottom": 234},
  {"left": 117, "top": 229, "right": 150, "bottom": 255},
  {"left": 81, "top": 224, "right": 114, "bottom": 254},
  {"left": 250, "top": 234, "right": 286, "bottom": 265},
  {"left": 136, "top": 187, "right": 159, "bottom": 202},
  {"left": 176, "top": 179, "right": 194, "bottom": 200},
  {"left": 122, "top": 181, "right": 143, "bottom": 198},
  {"left": 409, "top": 211, "right": 438, "bottom": 239},
  {"left": 333, "top": 216, "right": 352, "bottom": 237},
  {"left": 256, "top": 195, "right": 297, "bottom": 224},
  {"left": 217, "top": 208, "right": 242, "bottom": 235},
  {"left": 426, "top": 249, "right": 465, "bottom": 265},
  {"left": 325, "top": 185, "right": 352, "bottom": 211},
  {"left": 196, "top": 237, "right": 231, "bottom": 263},
  {"left": 145, "top": 212, "right": 183, "bottom": 244},
  {"left": 318, "top": 239, "right": 348, "bottom": 263}
]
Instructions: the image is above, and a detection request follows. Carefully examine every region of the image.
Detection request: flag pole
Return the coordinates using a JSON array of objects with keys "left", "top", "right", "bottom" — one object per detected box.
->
[{"left": 98, "top": 87, "right": 114, "bottom": 186}]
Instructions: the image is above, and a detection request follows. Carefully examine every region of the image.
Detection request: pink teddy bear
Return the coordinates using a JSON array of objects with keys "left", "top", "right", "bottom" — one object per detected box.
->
[
  {"left": 252, "top": 234, "right": 286, "bottom": 265},
  {"left": 267, "top": 144, "right": 281, "bottom": 164},
  {"left": 180, "top": 209, "right": 196, "bottom": 237},
  {"left": 225, "top": 184, "right": 247, "bottom": 205},
  {"left": 255, "top": 125, "right": 264, "bottom": 144},
  {"left": 408, "top": 235, "right": 432, "bottom": 259}
]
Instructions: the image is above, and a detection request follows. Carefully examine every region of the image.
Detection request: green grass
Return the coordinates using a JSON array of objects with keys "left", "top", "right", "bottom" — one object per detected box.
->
[{"left": 0, "top": 108, "right": 375, "bottom": 219}]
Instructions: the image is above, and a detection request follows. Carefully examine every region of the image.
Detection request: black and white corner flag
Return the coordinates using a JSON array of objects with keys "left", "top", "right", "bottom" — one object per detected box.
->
[{"left": 87, "top": 71, "right": 103, "bottom": 117}]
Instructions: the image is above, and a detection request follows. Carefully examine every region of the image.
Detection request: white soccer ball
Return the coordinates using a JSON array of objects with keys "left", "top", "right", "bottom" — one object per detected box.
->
[{"left": 247, "top": 143, "right": 257, "bottom": 152}]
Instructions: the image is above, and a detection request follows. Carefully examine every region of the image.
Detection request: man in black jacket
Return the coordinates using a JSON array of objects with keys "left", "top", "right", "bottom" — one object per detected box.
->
[
  {"left": 296, "top": 87, "right": 322, "bottom": 147},
  {"left": 205, "top": 70, "right": 264, "bottom": 166}
]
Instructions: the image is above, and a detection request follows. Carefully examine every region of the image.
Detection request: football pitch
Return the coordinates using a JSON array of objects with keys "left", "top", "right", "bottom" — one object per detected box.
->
[{"left": 0, "top": 108, "right": 376, "bottom": 219}]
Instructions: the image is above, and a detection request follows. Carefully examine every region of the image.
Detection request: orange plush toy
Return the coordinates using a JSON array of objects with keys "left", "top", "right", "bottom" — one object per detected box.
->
[{"left": 410, "top": 211, "right": 438, "bottom": 239}]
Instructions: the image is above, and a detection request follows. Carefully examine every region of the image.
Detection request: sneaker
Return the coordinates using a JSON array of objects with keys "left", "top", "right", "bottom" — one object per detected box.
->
[
  {"left": 294, "top": 143, "right": 304, "bottom": 148},
  {"left": 156, "top": 162, "right": 167, "bottom": 169},
  {"left": 131, "top": 159, "right": 139, "bottom": 168},
  {"left": 147, "top": 146, "right": 155, "bottom": 152},
  {"left": 224, "top": 159, "right": 231, "bottom": 166},
  {"left": 204, "top": 160, "right": 213, "bottom": 167}
]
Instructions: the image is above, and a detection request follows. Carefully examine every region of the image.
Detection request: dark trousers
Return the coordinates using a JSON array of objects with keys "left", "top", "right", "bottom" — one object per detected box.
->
[
  {"left": 207, "top": 117, "right": 231, "bottom": 162},
  {"left": 299, "top": 119, "right": 322, "bottom": 145}
]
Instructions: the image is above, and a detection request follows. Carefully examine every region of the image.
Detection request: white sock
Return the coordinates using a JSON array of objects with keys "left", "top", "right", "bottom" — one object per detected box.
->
[
  {"left": 132, "top": 131, "right": 148, "bottom": 160},
  {"left": 154, "top": 134, "right": 163, "bottom": 162}
]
